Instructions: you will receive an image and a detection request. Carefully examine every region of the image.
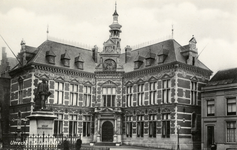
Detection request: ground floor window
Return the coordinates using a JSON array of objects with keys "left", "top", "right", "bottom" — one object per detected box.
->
[
  {"left": 149, "top": 114, "right": 157, "bottom": 137},
  {"left": 227, "top": 121, "right": 236, "bottom": 142},
  {"left": 137, "top": 115, "right": 144, "bottom": 137},
  {"left": 126, "top": 116, "right": 132, "bottom": 137},
  {"left": 54, "top": 114, "right": 63, "bottom": 135},
  {"left": 162, "top": 113, "right": 170, "bottom": 138},
  {"left": 69, "top": 115, "right": 77, "bottom": 136},
  {"left": 83, "top": 116, "right": 91, "bottom": 137}
]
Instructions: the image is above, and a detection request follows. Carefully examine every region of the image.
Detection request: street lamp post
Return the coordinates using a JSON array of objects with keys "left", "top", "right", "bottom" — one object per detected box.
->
[{"left": 177, "top": 125, "right": 181, "bottom": 150}]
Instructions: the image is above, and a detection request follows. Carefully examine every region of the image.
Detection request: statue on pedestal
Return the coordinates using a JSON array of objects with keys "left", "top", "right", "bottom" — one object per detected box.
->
[{"left": 34, "top": 79, "right": 51, "bottom": 111}]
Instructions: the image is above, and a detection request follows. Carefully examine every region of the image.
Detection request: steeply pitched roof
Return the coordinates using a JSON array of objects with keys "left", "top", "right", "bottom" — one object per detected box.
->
[
  {"left": 207, "top": 68, "right": 237, "bottom": 86},
  {"left": 120, "top": 39, "right": 211, "bottom": 72},
  {"left": 30, "top": 40, "right": 97, "bottom": 73}
]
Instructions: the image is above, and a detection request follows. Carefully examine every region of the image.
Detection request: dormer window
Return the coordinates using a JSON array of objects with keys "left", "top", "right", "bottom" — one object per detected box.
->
[
  {"left": 46, "top": 47, "right": 56, "bottom": 64},
  {"left": 134, "top": 52, "right": 144, "bottom": 69},
  {"left": 75, "top": 53, "right": 84, "bottom": 70},
  {"left": 145, "top": 48, "right": 155, "bottom": 67},
  {"left": 61, "top": 50, "right": 70, "bottom": 67},
  {"left": 134, "top": 61, "right": 143, "bottom": 69},
  {"left": 157, "top": 46, "right": 169, "bottom": 64}
]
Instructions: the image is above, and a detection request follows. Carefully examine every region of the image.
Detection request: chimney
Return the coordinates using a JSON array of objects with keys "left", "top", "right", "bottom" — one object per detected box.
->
[
  {"left": 92, "top": 45, "right": 98, "bottom": 63},
  {"left": 125, "top": 45, "right": 132, "bottom": 63},
  {"left": 20, "top": 39, "right": 27, "bottom": 66}
]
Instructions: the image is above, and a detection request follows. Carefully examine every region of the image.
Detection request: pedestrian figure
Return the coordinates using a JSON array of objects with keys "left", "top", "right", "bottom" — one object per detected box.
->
[{"left": 75, "top": 138, "right": 82, "bottom": 150}]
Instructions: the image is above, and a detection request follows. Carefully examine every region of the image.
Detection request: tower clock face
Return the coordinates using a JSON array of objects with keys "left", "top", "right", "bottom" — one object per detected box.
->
[{"left": 103, "top": 59, "right": 116, "bottom": 71}]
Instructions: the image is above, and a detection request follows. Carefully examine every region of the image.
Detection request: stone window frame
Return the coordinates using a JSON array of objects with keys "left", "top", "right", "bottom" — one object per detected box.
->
[
  {"left": 162, "top": 113, "right": 171, "bottom": 138},
  {"left": 126, "top": 85, "right": 133, "bottom": 107},
  {"left": 54, "top": 81, "right": 64, "bottom": 104},
  {"left": 69, "top": 114, "right": 78, "bottom": 136},
  {"left": 126, "top": 115, "right": 133, "bottom": 138},
  {"left": 69, "top": 84, "right": 79, "bottom": 106},
  {"left": 226, "top": 121, "right": 236, "bottom": 142},
  {"left": 162, "top": 79, "right": 171, "bottom": 104},
  {"left": 83, "top": 86, "right": 92, "bottom": 107},
  {"left": 137, "top": 114, "right": 144, "bottom": 137},
  {"left": 149, "top": 114, "right": 157, "bottom": 138},
  {"left": 102, "top": 86, "right": 116, "bottom": 107},
  {"left": 207, "top": 99, "right": 215, "bottom": 116},
  {"left": 149, "top": 81, "right": 158, "bottom": 105},
  {"left": 83, "top": 115, "right": 92, "bottom": 137},
  {"left": 137, "top": 83, "right": 144, "bottom": 106},
  {"left": 226, "top": 97, "right": 236, "bottom": 116},
  {"left": 18, "top": 77, "right": 24, "bottom": 104},
  {"left": 190, "top": 81, "right": 198, "bottom": 105},
  {"left": 54, "top": 113, "right": 63, "bottom": 135}
]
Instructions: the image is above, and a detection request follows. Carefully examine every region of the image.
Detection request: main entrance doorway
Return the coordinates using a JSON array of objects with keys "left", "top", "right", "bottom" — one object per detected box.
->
[{"left": 102, "top": 121, "right": 113, "bottom": 142}]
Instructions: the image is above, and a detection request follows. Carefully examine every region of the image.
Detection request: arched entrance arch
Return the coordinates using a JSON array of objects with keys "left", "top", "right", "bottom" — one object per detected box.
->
[{"left": 102, "top": 121, "right": 113, "bottom": 142}]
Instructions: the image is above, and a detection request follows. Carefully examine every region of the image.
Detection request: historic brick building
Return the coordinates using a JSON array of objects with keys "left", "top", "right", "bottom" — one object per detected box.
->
[
  {"left": 8, "top": 6, "right": 212, "bottom": 150},
  {"left": 202, "top": 68, "right": 237, "bottom": 150}
]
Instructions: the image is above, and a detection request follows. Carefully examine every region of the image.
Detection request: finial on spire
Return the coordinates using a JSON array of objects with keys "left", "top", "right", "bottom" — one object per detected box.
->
[
  {"left": 47, "top": 24, "right": 49, "bottom": 40},
  {"left": 115, "top": 1, "right": 117, "bottom": 11},
  {"left": 172, "top": 24, "right": 174, "bottom": 39}
]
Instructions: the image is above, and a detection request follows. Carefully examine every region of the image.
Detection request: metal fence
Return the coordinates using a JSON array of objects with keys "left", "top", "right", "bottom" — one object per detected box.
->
[{"left": 2, "top": 133, "right": 109, "bottom": 150}]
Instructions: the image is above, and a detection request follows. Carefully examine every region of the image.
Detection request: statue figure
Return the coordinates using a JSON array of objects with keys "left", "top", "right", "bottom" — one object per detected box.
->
[{"left": 34, "top": 79, "right": 51, "bottom": 110}]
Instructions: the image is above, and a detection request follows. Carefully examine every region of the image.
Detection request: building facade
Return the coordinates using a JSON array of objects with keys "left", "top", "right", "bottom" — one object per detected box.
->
[
  {"left": 202, "top": 68, "right": 237, "bottom": 150},
  {"left": 0, "top": 47, "right": 17, "bottom": 77},
  {"left": 8, "top": 7, "right": 212, "bottom": 150}
]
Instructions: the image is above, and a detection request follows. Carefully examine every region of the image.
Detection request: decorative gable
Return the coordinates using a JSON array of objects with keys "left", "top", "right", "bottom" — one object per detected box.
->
[
  {"left": 148, "top": 76, "right": 157, "bottom": 82},
  {"left": 61, "top": 50, "right": 70, "bottom": 67},
  {"left": 136, "top": 78, "right": 145, "bottom": 84},
  {"left": 101, "top": 80, "right": 117, "bottom": 87},
  {"left": 125, "top": 81, "right": 133, "bottom": 86},
  {"left": 190, "top": 76, "right": 198, "bottom": 82}
]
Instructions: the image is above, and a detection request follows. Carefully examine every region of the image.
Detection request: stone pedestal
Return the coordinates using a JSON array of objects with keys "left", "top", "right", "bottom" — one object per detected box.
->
[{"left": 27, "top": 110, "right": 57, "bottom": 135}]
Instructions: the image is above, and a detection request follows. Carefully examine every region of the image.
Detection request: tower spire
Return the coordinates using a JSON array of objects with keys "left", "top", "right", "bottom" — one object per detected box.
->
[
  {"left": 47, "top": 24, "right": 49, "bottom": 40},
  {"left": 172, "top": 24, "right": 174, "bottom": 39}
]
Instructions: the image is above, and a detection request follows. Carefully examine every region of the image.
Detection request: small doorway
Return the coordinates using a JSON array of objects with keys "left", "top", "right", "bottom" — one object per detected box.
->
[
  {"left": 207, "top": 126, "right": 214, "bottom": 148},
  {"left": 102, "top": 121, "right": 113, "bottom": 142}
]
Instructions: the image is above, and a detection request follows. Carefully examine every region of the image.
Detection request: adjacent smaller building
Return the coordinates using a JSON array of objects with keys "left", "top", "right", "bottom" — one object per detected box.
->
[{"left": 202, "top": 68, "right": 237, "bottom": 150}]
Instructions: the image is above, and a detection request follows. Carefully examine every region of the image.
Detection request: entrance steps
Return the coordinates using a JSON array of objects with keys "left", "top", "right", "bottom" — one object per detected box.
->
[{"left": 94, "top": 142, "right": 116, "bottom": 146}]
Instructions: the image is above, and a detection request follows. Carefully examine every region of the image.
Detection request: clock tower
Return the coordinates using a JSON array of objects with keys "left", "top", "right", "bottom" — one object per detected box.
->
[{"left": 93, "top": 3, "right": 124, "bottom": 145}]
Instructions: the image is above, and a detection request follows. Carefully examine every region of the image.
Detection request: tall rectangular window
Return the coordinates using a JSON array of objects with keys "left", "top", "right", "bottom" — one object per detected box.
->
[
  {"left": 127, "top": 86, "right": 133, "bottom": 107},
  {"left": 191, "top": 81, "right": 198, "bottom": 105},
  {"left": 70, "top": 84, "right": 78, "bottom": 106},
  {"left": 103, "top": 87, "right": 116, "bottom": 107},
  {"left": 137, "top": 84, "right": 144, "bottom": 106},
  {"left": 126, "top": 116, "right": 132, "bottom": 137},
  {"left": 137, "top": 115, "right": 144, "bottom": 137},
  {"left": 18, "top": 80, "right": 23, "bottom": 104},
  {"left": 227, "top": 121, "right": 236, "bottom": 142},
  {"left": 83, "top": 115, "right": 91, "bottom": 137},
  {"left": 162, "top": 80, "right": 170, "bottom": 103},
  {"left": 69, "top": 115, "right": 77, "bottom": 136},
  {"left": 54, "top": 114, "right": 63, "bottom": 135},
  {"left": 149, "top": 82, "right": 157, "bottom": 105},
  {"left": 149, "top": 114, "right": 157, "bottom": 138},
  {"left": 55, "top": 82, "right": 64, "bottom": 104},
  {"left": 83, "top": 86, "right": 91, "bottom": 107},
  {"left": 207, "top": 100, "right": 215, "bottom": 116},
  {"left": 227, "top": 98, "right": 236, "bottom": 115},
  {"left": 162, "top": 113, "right": 170, "bottom": 138}
]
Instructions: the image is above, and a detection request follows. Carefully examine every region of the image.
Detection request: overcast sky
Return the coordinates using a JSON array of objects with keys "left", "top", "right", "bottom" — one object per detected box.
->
[{"left": 0, "top": 0, "right": 236, "bottom": 74}]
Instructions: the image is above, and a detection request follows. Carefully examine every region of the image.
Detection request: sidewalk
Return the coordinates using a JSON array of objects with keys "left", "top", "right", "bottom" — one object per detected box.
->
[{"left": 84, "top": 145, "right": 170, "bottom": 150}]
